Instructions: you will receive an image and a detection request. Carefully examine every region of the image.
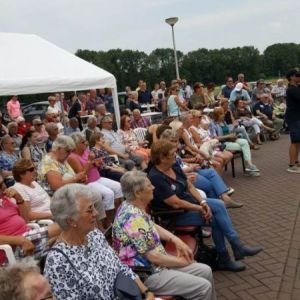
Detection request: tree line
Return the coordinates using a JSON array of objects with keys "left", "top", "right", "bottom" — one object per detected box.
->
[{"left": 76, "top": 43, "right": 300, "bottom": 90}]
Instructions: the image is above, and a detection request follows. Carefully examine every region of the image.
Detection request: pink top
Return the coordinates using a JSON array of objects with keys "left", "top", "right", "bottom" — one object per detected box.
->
[
  {"left": 7, "top": 100, "right": 21, "bottom": 119},
  {"left": 69, "top": 149, "right": 100, "bottom": 183},
  {"left": 0, "top": 197, "right": 29, "bottom": 264}
]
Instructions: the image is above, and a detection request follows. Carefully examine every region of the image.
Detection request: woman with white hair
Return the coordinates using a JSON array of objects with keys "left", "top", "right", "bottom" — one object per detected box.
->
[
  {"left": 39, "top": 135, "right": 87, "bottom": 196},
  {"left": 0, "top": 260, "right": 53, "bottom": 300},
  {"left": 68, "top": 132, "right": 123, "bottom": 225},
  {"left": 44, "top": 183, "right": 154, "bottom": 300},
  {"left": 113, "top": 171, "right": 216, "bottom": 300},
  {"left": 7, "top": 121, "right": 22, "bottom": 149},
  {"left": 82, "top": 116, "right": 101, "bottom": 142}
]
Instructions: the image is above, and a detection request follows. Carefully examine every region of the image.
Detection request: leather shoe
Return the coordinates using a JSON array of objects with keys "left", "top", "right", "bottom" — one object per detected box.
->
[
  {"left": 231, "top": 240, "right": 263, "bottom": 260},
  {"left": 217, "top": 251, "right": 246, "bottom": 272},
  {"left": 225, "top": 200, "right": 244, "bottom": 209}
]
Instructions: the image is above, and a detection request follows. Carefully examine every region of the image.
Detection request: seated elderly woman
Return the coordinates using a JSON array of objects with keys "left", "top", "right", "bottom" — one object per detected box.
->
[
  {"left": 44, "top": 184, "right": 154, "bottom": 300},
  {"left": 128, "top": 91, "right": 142, "bottom": 112},
  {"left": 89, "top": 132, "right": 125, "bottom": 182},
  {"left": 189, "top": 109, "right": 233, "bottom": 166},
  {"left": 118, "top": 115, "right": 150, "bottom": 165},
  {"left": 40, "top": 135, "right": 87, "bottom": 196},
  {"left": 13, "top": 159, "right": 52, "bottom": 221},
  {"left": 113, "top": 171, "right": 216, "bottom": 300},
  {"left": 159, "top": 128, "right": 242, "bottom": 208},
  {"left": 148, "top": 140, "right": 263, "bottom": 272},
  {"left": 131, "top": 109, "right": 151, "bottom": 129},
  {"left": 0, "top": 135, "right": 19, "bottom": 187},
  {"left": 210, "top": 107, "right": 260, "bottom": 176},
  {"left": 32, "top": 118, "right": 48, "bottom": 148},
  {"left": 45, "top": 122, "right": 59, "bottom": 153},
  {"left": 20, "top": 129, "right": 44, "bottom": 166},
  {"left": 0, "top": 174, "right": 60, "bottom": 265},
  {"left": 82, "top": 116, "right": 101, "bottom": 142},
  {"left": 68, "top": 132, "right": 123, "bottom": 225},
  {"left": 7, "top": 121, "right": 22, "bottom": 149},
  {"left": 0, "top": 260, "right": 53, "bottom": 300}
]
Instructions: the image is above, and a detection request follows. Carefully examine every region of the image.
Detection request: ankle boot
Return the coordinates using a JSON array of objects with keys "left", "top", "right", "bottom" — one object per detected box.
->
[
  {"left": 231, "top": 239, "right": 263, "bottom": 260},
  {"left": 217, "top": 251, "right": 246, "bottom": 272}
]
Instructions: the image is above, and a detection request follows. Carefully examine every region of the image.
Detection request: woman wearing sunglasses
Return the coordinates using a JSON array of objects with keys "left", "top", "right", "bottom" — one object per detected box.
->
[{"left": 13, "top": 159, "right": 52, "bottom": 221}]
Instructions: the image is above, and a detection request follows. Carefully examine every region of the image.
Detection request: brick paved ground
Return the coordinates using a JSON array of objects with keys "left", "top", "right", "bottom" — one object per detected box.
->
[{"left": 213, "top": 134, "right": 300, "bottom": 300}]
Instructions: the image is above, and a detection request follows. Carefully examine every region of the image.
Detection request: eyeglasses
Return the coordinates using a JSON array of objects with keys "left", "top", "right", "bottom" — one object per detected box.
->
[
  {"left": 35, "top": 123, "right": 43, "bottom": 126},
  {"left": 26, "top": 167, "right": 35, "bottom": 172}
]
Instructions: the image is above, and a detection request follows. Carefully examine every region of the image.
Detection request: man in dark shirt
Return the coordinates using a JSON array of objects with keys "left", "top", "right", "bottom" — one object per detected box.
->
[
  {"left": 138, "top": 82, "right": 153, "bottom": 104},
  {"left": 221, "top": 77, "right": 234, "bottom": 98},
  {"left": 285, "top": 68, "right": 300, "bottom": 173}
]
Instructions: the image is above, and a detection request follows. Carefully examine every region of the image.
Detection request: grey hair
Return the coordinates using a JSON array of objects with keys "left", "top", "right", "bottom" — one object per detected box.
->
[
  {"left": 160, "top": 129, "right": 178, "bottom": 141},
  {"left": 96, "top": 104, "right": 106, "bottom": 110},
  {"left": 90, "top": 189, "right": 106, "bottom": 221},
  {"left": 70, "top": 132, "right": 86, "bottom": 145},
  {"left": 0, "top": 134, "right": 12, "bottom": 148},
  {"left": 45, "top": 122, "right": 58, "bottom": 134},
  {"left": 52, "top": 135, "right": 75, "bottom": 151},
  {"left": 179, "top": 112, "right": 191, "bottom": 123},
  {"left": 0, "top": 259, "right": 39, "bottom": 300},
  {"left": 87, "top": 116, "right": 97, "bottom": 126},
  {"left": 120, "top": 171, "right": 148, "bottom": 202},
  {"left": 132, "top": 109, "right": 141, "bottom": 115},
  {"left": 51, "top": 184, "right": 93, "bottom": 229},
  {"left": 7, "top": 121, "right": 18, "bottom": 130}
]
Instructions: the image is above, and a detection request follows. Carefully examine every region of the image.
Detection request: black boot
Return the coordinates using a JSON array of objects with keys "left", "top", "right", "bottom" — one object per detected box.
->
[
  {"left": 231, "top": 239, "right": 263, "bottom": 261},
  {"left": 216, "top": 251, "right": 246, "bottom": 272}
]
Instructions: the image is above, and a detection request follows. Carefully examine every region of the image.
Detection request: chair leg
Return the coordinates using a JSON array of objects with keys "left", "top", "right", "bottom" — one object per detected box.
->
[
  {"left": 241, "top": 152, "right": 246, "bottom": 172},
  {"left": 231, "top": 157, "right": 235, "bottom": 178}
]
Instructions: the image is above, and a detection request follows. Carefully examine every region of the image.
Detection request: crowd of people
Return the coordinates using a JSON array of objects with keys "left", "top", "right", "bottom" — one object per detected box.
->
[{"left": 0, "top": 68, "right": 298, "bottom": 300}]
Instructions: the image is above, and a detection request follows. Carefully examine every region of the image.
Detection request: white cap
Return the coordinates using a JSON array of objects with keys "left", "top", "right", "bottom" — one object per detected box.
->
[{"left": 234, "top": 82, "right": 244, "bottom": 91}]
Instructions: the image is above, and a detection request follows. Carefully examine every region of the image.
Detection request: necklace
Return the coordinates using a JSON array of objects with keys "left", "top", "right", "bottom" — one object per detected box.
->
[{"left": 59, "top": 232, "right": 88, "bottom": 247}]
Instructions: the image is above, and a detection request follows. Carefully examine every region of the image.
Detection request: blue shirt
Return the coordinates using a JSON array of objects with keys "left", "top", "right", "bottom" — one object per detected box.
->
[
  {"left": 167, "top": 95, "right": 180, "bottom": 117},
  {"left": 253, "top": 102, "right": 273, "bottom": 119},
  {"left": 138, "top": 90, "right": 152, "bottom": 104}
]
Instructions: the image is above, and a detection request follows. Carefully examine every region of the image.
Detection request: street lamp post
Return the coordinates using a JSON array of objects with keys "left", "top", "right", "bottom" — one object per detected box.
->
[{"left": 165, "top": 17, "right": 180, "bottom": 80}]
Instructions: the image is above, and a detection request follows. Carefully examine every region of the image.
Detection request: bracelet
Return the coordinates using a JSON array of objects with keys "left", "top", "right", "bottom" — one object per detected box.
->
[
  {"left": 142, "top": 289, "right": 151, "bottom": 297},
  {"left": 200, "top": 200, "right": 207, "bottom": 205}
]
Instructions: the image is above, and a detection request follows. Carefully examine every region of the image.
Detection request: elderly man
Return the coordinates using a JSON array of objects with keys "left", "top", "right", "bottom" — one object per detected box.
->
[
  {"left": 229, "top": 82, "right": 251, "bottom": 110},
  {"left": 254, "top": 93, "right": 284, "bottom": 139},
  {"left": 95, "top": 104, "right": 110, "bottom": 126},
  {"left": 100, "top": 115, "right": 143, "bottom": 170},
  {"left": 138, "top": 82, "right": 153, "bottom": 104},
  {"left": 271, "top": 79, "right": 286, "bottom": 104},
  {"left": 86, "top": 89, "right": 103, "bottom": 113},
  {"left": 130, "top": 109, "right": 151, "bottom": 129},
  {"left": 82, "top": 116, "right": 101, "bottom": 142},
  {"left": 236, "top": 73, "right": 250, "bottom": 91}
]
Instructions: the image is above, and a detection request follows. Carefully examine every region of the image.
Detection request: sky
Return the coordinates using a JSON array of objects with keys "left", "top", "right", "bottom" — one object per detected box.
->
[{"left": 1, "top": 0, "right": 299, "bottom": 55}]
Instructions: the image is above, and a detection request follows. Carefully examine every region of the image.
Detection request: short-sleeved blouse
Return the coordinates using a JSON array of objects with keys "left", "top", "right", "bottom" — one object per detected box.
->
[
  {"left": 44, "top": 229, "right": 136, "bottom": 300},
  {"left": 40, "top": 154, "right": 75, "bottom": 196},
  {"left": 113, "top": 201, "right": 166, "bottom": 268}
]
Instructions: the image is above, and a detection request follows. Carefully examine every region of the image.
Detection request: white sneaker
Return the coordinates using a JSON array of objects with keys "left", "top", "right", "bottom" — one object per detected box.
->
[
  {"left": 245, "top": 165, "right": 260, "bottom": 172},
  {"left": 287, "top": 166, "right": 300, "bottom": 174},
  {"left": 244, "top": 171, "right": 260, "bottom": 177}
]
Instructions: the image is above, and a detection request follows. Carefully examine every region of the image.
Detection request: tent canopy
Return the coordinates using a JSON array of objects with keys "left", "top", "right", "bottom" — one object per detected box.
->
[{"left": 0, "top": 32, "right": 120, "bottom": 125}]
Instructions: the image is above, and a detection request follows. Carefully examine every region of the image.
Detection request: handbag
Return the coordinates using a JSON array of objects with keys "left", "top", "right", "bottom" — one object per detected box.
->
[
  {"left": 40, "top": 248, "right": 143, "bottom": 300},
  {"left": 195, "top": 243, "right": 218, "bottom": 270},
  {"left": 113, "top": 271, "right": 143, "bottom": 300}
]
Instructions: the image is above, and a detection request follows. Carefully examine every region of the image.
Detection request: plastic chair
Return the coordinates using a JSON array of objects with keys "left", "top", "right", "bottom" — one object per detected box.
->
[{"left": 133, "top": 127, "right": 147, "bottom": 142}]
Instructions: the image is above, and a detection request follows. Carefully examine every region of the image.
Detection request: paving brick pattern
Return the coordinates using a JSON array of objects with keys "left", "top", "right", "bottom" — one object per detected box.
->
[{"left": 213, "top": 134, "right": 300, "bottom": 300}]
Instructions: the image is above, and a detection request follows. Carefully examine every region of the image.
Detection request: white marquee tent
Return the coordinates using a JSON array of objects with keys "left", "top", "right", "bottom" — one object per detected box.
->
[{"left": 0, "top": 32, "right": 120, "bottom": 126}]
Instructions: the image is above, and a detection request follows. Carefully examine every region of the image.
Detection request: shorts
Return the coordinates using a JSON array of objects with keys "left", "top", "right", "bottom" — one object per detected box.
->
[
  {"left": 288, "top": 120, "right": 300, "bottom": 144},
  {"left": 15, "top": 226, "right": 49, "bottom": 260}
]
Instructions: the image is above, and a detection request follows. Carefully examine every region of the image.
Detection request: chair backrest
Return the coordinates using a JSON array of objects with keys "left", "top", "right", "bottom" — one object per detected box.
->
[{"left": 133, "top": 127, "right": 147, "bottom": 142}]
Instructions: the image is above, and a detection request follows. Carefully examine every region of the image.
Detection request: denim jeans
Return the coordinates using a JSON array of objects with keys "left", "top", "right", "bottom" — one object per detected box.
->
[
  {"left": 194, "top": 168, "right": 228, "bottom": 198},
  {"left": 175, "top": 198, "right": 238, "bottom": 253}
]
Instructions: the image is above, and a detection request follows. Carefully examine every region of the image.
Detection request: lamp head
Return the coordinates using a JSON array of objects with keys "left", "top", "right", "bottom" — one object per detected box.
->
[{"left": 165, "top": 17, "right": 178, "bottom": 26}]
